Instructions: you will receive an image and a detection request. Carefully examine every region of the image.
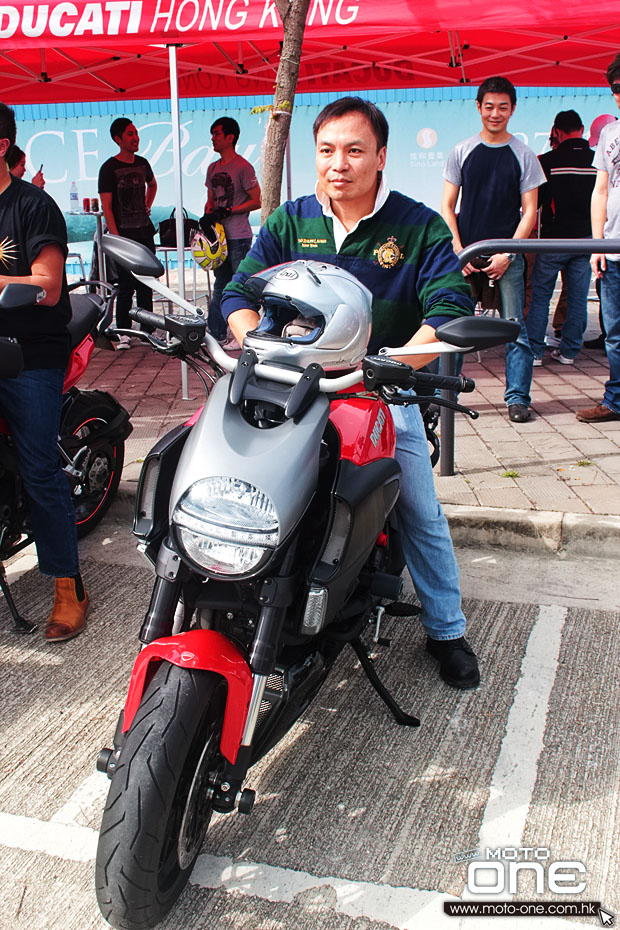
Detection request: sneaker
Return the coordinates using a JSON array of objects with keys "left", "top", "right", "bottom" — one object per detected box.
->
[
  {"left": 550, "top": 348, "right": 574, "bottom": 365},
  {"left": 45, "top": 577, "right": 89, "bottom": 642},
  {"left": 533, "top": 357, "right": 543, "bottom": 367},
  {"left": 545, "top": 333, "right": 561, "bottom": 348},
  {"left": 508, "top": 404, "right": 530, "bottom": 422},
  {"left": 583, "top": 334, "right": 606, "bottom": 351},
  {"left": 426, "top": 636, "right": 480, "bottom": 689},
  {"left": 576, "top": 403, "right": 620, "bottom": 423},
  {"left": 114, "top": 334, "right": 131, "bottom": 350}
]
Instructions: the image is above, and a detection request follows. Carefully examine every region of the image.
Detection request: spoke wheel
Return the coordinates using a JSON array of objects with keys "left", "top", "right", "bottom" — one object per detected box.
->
[{"left": 61, "top": 395, "right": 125, "bottom": 538}]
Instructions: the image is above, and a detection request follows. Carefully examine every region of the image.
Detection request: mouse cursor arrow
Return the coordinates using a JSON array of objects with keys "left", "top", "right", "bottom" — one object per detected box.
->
[{"left": 599, "top": 906, "right": 615, "bottom": 927}]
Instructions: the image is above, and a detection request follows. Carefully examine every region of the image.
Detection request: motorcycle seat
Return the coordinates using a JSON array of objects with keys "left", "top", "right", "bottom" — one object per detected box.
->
[{"left": 68, "top": 294, "right": 103, "bottom": 350}]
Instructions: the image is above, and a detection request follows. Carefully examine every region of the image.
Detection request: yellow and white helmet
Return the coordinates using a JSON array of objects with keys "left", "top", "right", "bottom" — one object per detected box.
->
[{"left": 191, "top": 223, "right": 228, "bottom": 271}]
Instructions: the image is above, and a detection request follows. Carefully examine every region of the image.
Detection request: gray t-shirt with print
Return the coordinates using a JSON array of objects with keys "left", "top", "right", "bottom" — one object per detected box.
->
[
  {"left": 594, "top": 121, "right": 620, "bottom": 259},
  {"left": 205, "top": 154, "right": 258, "bottom": 240}
]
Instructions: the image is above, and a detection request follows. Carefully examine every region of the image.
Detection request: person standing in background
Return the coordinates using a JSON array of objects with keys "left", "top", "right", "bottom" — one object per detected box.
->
[
  {"left": 6, "top": 145, "right": 45, "bottom": 188},
  {"left": 525, "top": 109, "right": 596, "bottom": 367},
  {"left": 98, "top": 117, "right": 157, "bottom": 349},
  {"left": 203, "top": 117, "right": 261, "bottom": 344},
  {"left": 441, "top": 76, "right": 545, "bottom": 424},
  {"left": 577, "top": 53, "right": 620, "bottom": 422}
]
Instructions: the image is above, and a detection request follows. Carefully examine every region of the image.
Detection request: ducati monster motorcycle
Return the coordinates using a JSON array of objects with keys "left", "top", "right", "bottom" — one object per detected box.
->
[
  {"left": 0, "top": 280, "right": 132, "bottom": 634},
  {"left": 94, "top": 235, "right": 518, "bottom": 930}
]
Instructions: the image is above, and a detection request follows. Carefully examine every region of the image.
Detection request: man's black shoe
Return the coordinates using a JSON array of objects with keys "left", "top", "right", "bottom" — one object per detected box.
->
[
  {"left": 426, "top": 636, "right": 480, "bottom": 689},
  {"left": 508, "top": 404, "right": 530, "bottom": 423},
  {"left": 583, "top": 335, "right": 606, "bottom": 351}
]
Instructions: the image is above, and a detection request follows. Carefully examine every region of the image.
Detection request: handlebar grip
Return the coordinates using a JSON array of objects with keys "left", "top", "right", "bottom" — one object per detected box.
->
[
  {"left": 412, "top": 371, "right": 475, "bottom": 393},
  {"left": 129, "top": 308, "right": 165, "bottom": 330}
]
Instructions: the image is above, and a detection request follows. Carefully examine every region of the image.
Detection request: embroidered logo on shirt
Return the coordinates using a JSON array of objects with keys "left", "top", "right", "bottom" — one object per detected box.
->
[
  {"left": 0, "top": 236, "right": 17, "bottom": 269},
  {"left": 374, "top": 237, "right": 404, "bottom": 269},
  {"left": 298, "top": 237, "right": 327, "bottom": 249}
]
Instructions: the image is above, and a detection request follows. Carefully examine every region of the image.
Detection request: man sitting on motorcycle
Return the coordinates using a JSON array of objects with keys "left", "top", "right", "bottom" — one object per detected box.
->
[
  {"left": 222, "top": 96, "right": 479, "bottom": 690},
  {"left": 0, "top": 103, "right": 88, "bottom": 641}
]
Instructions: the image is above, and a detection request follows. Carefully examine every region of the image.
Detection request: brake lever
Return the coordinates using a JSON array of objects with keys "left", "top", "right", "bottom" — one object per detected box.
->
[{"left": 380, "top": 387, "right": 479, "bottom": 419}]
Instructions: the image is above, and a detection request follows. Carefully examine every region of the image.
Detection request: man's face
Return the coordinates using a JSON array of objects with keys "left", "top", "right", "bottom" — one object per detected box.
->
[
  {"left": 611, "top": 76, "right": 620, "bottom": 111},
  {"left": 116, "top": 124, "right": 140, "bottom": 154},
  {"left": 315, "top": 111, "right": 386, "bottom": 208},
  {"left": 211, "top": 125, "right": 234, "bottom": 153},
  {"left": 476, "top": 93, "right": 515, "bottom": 135}
]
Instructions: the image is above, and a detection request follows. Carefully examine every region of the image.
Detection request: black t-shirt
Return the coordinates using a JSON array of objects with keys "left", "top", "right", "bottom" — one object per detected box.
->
[
  {"left": 538, "top": 139, "right": 597, "bottom": 238},
  {"left": 98, "top": 155, "right": 155, "bottom": 240},
  {"left": 0, "top": 177, "right": 71, "bottom": 369}
]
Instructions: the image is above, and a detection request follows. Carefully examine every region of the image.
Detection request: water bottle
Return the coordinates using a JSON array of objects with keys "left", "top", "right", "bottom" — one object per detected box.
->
[{"left": 69, "top": 181, "right": 79, "bottom": 212}]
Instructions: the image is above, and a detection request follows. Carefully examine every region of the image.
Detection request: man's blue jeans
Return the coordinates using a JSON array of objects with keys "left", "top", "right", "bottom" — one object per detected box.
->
[
  {"left": 601, "top": 260, "right": 620, "bottom": 413},
  {"left": 0, "top": 368, "right": 79, "bottom": 577},
  {"left": 526, "top": 253, "right": 591, "bottom": 359},
  {"left": 497, "top": 255, "right": 534, "bottom": 408},
  {"left": 208, "top": 238, "right": 252, "bottom": 341},
  {"left": 391, "top": 399, "right": 466, "bottom": 640}
]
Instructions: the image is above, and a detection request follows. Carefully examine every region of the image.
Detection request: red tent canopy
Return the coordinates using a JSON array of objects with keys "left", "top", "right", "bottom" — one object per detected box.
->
[{"left": 2, "top": 0, "right": 619, "bottom": 104}]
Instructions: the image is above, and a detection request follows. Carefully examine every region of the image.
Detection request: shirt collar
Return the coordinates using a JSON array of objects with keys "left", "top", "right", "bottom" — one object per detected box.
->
[{"left": 315, "top": 177, "right": 390, "bottom": 251}]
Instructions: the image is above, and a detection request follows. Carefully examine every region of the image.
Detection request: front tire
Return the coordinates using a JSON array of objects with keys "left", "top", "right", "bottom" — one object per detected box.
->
[
  {"left": 61, "top": 392, "right": 125, "bottom": 538},
  {"left": 95, "top": 663, "right": 226, "bottom": 930}
]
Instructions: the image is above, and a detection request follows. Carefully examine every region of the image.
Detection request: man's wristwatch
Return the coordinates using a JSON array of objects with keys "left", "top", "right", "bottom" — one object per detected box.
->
[{"left": 505, "top": 252, "right": 517, "bottom": 264}]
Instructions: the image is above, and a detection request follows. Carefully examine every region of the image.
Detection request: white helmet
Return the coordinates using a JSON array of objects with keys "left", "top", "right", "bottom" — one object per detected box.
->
[{"left": 243, "top": 260, "right": 372, "bottom": 371}]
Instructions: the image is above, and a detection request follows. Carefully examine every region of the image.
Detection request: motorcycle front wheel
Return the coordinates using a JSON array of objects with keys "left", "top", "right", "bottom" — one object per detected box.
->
[
  {"left": 61, "top": 393, "right": 125, "bottom": 538},
  {"left": 96, "top": 662, "right": 226, "bottom": 930}
]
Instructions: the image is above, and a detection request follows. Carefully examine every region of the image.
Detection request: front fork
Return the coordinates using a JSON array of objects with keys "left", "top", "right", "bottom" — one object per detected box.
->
[{"left": 100, "top": 537, "right": 296, "bottom": 817}]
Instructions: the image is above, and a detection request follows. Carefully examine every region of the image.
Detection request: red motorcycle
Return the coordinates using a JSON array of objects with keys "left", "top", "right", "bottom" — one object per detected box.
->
[
  {"left": 0, "top": 280, "right": 132, "bottom": 634},
  {"left": 94, "top": 239, "right": 518, "bottom": 930}
]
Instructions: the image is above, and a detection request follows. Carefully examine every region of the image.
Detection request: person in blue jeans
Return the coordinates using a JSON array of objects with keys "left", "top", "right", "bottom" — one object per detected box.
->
[
  {"left": 525, "top": 110, "right": 596, "bottom": 374},
  {"left": 203, "top": 117, "right": 261, "bottom": 343},
  {"left": 441, "top": 75, "right": 546, "bottom": 423},
  {"left": 222, "top": 96, "right": 479, "bottom": 690},
  {"left": 577, "top": 52, "right": 620, "bottom": 423},
  {"left": 0, "top": 103, "right": 88, "bottom": 641}
]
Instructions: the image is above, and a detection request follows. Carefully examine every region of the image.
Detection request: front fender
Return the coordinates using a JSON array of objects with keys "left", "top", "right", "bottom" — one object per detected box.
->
[{"left": 122, "top": 629, "right": 253, "bottom": 764}]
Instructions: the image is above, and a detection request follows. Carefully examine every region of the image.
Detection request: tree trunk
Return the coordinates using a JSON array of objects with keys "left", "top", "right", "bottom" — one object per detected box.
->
[{"left": 260, "top": 0, "right": 311, "bottom": 223}]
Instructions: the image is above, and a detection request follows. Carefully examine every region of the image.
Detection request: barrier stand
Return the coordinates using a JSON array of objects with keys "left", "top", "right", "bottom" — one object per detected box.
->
[{"left": 439, "top": 237, "right": 620, "bottom": 476}]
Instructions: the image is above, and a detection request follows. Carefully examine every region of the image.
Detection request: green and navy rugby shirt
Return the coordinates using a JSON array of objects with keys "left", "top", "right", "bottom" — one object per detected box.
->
[{"left": 221, "top": 189, "right": 474, "bottom": 354}]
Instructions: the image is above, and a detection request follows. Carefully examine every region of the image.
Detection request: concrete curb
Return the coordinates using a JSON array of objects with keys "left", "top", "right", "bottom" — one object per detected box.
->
[
  {"left": 444, "top": 504, "right": 620, "bottom": 555},
  {"left": 116, "top": 481, "right": 620, "bottom": 556}
]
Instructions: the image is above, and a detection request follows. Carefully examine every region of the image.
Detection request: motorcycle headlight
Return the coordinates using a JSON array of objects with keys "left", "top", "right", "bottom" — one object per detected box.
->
[{"left": 171, "top": 477, "right": 279, "bottom": 577}]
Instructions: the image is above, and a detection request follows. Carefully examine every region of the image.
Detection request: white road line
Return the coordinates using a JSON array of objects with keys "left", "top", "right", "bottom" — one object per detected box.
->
[
  {"left": 0, "top": 811, "right": 97, "bottom": 862},
  {"left": 476, "top": 605, "right": 567, "bottom": 854},
  {"left": 51, "top": 771, "right": 109, "bottom": 825}
]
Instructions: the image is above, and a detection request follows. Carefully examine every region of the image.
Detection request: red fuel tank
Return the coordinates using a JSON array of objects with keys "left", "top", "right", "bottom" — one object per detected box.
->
[{"left": 329, "top": 393, "right": 396, "bottom": 465}]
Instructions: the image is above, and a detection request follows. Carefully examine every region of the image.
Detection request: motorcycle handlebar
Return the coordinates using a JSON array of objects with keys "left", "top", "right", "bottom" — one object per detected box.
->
[
  {"left": 411, "top": 370, "right": 475, "bottom": 393},
  {"left": 129, "top": 307, "right": 166, "bottom": 331}
]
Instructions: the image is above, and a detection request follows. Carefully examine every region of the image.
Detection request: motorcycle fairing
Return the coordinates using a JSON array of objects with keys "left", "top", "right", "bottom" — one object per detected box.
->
[
  {"left": 133, "top": 422, "right": 192, "bottom": 551},
  {"left": 122, "top": 629, "right": 253, "bottom": 764},
  {"left": 309, "top": 456, "right": 401, "bottom": 621},
  {"left": 328, "top": 394, "right": 396, "bottom": 464},
  {"left": 63, "top": 333, "right": 95, "bottom": 392},
  {"left": 169, "top": 374, "right": 331, "bottom": 549}
]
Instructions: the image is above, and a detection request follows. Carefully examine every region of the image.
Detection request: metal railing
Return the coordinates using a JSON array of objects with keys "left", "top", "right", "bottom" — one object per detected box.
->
[{"left": 438, "top": 238, "right": 620, "bottom": 476}]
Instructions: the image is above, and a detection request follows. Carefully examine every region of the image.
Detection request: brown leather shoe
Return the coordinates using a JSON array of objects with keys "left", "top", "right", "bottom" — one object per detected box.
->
[
  {"left": 45, "top": 577, "right": 89, "bottom": 642},
  {"left": 576, "top": 403, "right": 620, "bottom": 423}
]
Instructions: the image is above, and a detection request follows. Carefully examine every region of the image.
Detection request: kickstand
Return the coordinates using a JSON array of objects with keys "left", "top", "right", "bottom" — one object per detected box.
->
[
  {"left": 0, "top": 562, "right": 36, "bottom": 634},
  {"left": 351, "top": 638, "right": 420, "bottom": 727}
]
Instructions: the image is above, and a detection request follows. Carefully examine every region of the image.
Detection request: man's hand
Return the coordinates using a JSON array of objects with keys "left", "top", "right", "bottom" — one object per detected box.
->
[
  {"left": 591, "top": 253, "right": 607, "bottom": 278},
  {"left": 483, "top": 253, "right": 513, "bottom": 281}
]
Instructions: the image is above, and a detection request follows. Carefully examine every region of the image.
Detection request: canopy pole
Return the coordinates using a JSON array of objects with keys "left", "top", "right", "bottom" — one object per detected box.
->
[{"left": 168, "top": 44, "right": 189, "bottom": 400}]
